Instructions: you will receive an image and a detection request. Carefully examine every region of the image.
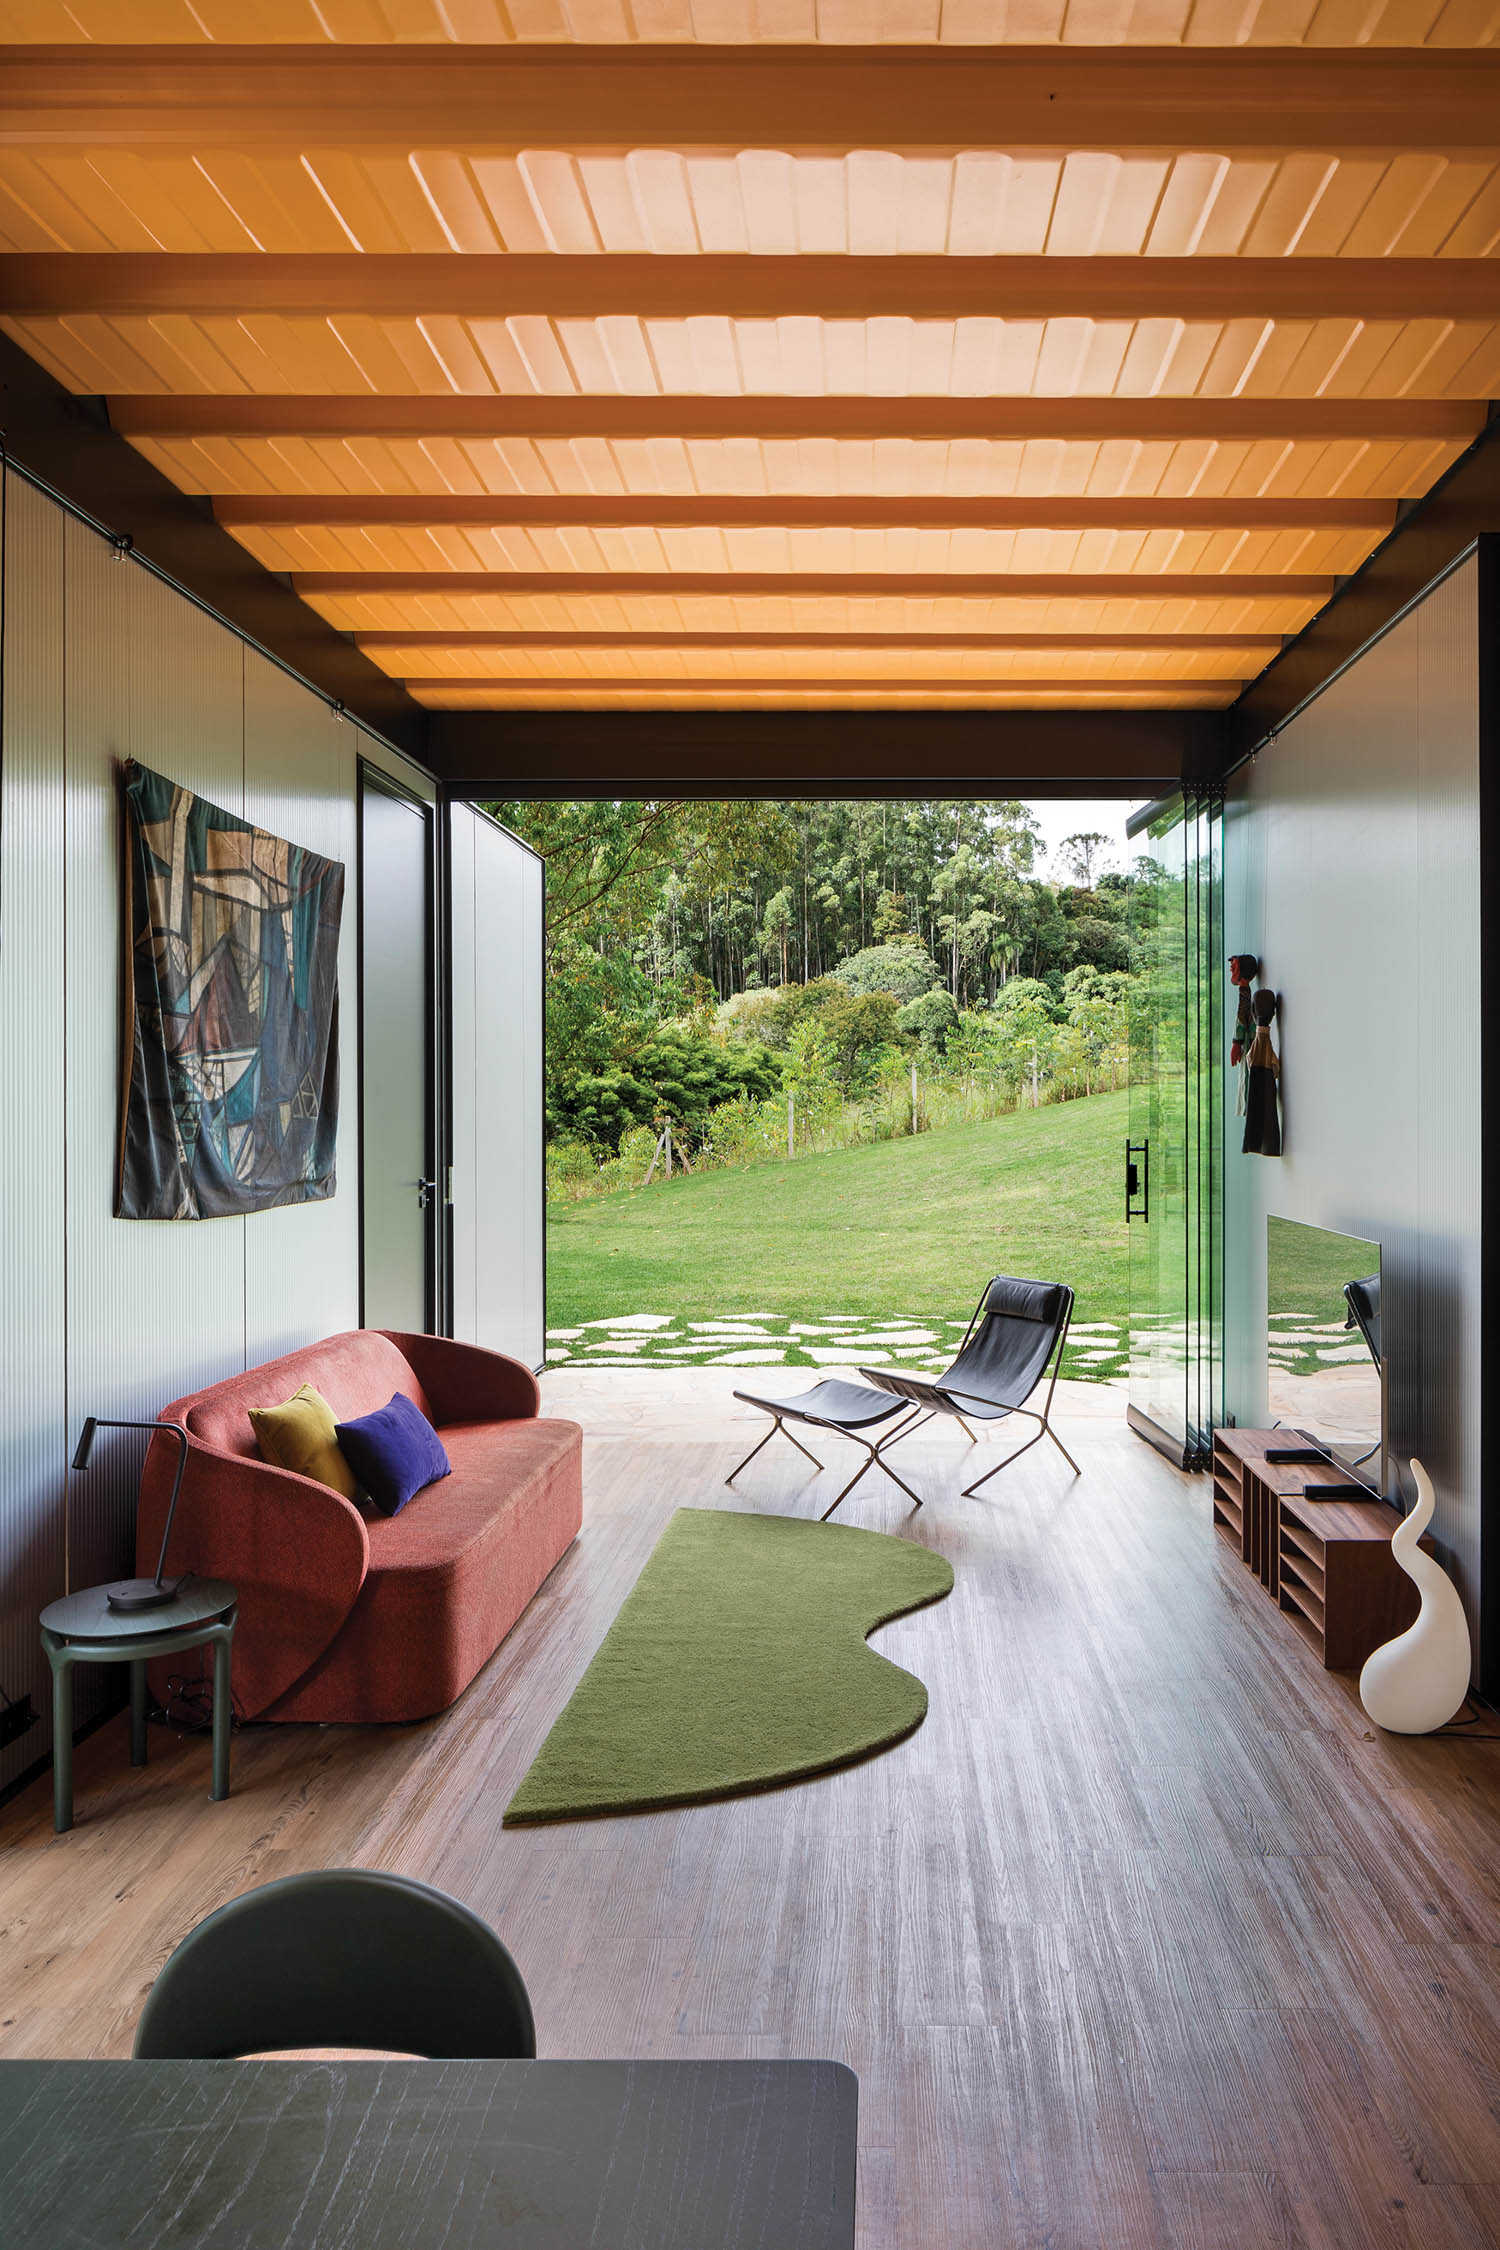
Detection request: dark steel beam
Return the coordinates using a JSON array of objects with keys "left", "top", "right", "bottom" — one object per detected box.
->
[{"left": 423, "top": 706, "right": 1223, "bottom": 799}]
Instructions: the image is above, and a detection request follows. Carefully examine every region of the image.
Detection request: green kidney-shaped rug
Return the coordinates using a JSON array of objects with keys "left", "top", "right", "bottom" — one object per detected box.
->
[{"left": 503, "top": 1507, "right": 955, "bottom": 1826}]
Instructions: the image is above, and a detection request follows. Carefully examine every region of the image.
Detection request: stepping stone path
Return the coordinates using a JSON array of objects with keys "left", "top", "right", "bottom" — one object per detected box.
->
[{"left": 544, "top": 1312, "right": 1127, "bottom": 1381}]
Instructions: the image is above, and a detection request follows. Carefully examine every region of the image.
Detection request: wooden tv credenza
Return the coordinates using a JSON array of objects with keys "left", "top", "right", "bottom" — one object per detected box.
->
[{"left": 1211, "top": 1428, "right": 1425, "bottom": 1672}]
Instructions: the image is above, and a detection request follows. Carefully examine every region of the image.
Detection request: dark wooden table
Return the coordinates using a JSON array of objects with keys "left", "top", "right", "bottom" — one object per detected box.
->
[
  {"left": 39, "top": 1578, "right": 237, "bottom": 1832},
  {"left": 0, "top": 2057, "right": 857, "bottom": 2249}
]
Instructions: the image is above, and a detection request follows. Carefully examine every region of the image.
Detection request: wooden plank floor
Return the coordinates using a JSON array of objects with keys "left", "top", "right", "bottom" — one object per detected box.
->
[{"left": 4, "top": 1373, "right": 1500, "bottom": 2249}]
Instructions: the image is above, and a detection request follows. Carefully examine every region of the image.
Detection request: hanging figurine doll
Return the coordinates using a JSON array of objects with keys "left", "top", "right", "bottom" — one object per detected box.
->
[
  {"left": 1228, "top": 953, "right": 1258, "bottom": 1119},
  {"left": 1242, "top": 986, "right": 1282, "bottom": 1156}
]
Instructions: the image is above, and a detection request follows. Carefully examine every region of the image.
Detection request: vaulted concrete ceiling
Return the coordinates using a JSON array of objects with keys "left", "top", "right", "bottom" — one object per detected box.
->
[{"left": 2, "top": 24, "right": 1497, "bottom": 718}]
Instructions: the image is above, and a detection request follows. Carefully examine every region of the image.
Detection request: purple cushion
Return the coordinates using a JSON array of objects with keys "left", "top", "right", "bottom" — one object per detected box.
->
[{"left": 336, "top": 1390, "right": 451, "bottom": 1518}]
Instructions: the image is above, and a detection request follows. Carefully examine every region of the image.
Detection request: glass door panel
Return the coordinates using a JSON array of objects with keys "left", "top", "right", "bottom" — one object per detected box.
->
[
  {"left": 1126, "top": 792, "right": 1222, "bottom": 1467},
  {"left": 1185, "top": 796, "right": 1224, "bottom": 1457}
]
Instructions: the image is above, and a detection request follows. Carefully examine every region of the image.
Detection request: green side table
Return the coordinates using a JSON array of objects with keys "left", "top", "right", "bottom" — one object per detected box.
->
[{"left": 39, "top": 1579, "right": 237, "bottom": 1834}]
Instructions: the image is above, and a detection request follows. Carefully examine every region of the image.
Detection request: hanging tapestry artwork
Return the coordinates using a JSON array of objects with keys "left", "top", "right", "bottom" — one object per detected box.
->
[{"left": 118, "top": 759, "right": 345, "bottom": 1220}]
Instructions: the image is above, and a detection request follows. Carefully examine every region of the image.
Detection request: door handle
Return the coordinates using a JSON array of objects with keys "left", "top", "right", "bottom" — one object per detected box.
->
[
  {"left": 415, "top": 1178, "right": 436, "bottom": 1209},
  {"left": 1125, "top": 1140, "right": 1149, "bottom": 1224}
]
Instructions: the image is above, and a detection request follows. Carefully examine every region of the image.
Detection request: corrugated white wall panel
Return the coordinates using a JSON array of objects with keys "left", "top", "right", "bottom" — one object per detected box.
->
[
  {"left": 0, "top": 473, "right": 458, "bottom": 1801},
  {"left": 1223, "top": 557, "right": 1483, "bottom": 1661},
  {"left": 450, "top": 808, "right": 545, "bottom": 1372},
  {"left": 62, "top": 522, "right": 250, "bottom": 1611},
  {"left": 242, "top": 651, "right": 360, "bottom": 1362},
  {"left": 0, "top": 475, "right": 67, "bottom": 1795},
  {"left": 1412, "top": 569, "right": 1484, "bottom": 1629}
]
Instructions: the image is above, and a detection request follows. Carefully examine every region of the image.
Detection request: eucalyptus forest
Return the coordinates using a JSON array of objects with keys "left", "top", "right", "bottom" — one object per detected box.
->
[{"left": 493, "top": 797, "right": 1139, "bottom": 1198}]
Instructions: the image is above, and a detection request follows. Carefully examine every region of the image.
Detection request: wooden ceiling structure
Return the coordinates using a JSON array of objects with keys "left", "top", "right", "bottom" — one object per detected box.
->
[{"left": 2, "top": 19, "right": 1499, "bottom": 785}]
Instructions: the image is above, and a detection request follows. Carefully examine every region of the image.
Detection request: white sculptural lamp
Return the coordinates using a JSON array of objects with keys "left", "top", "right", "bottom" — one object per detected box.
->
[{"left": 1359, "top": 1459, "right": 1471, "bottom": 1734}]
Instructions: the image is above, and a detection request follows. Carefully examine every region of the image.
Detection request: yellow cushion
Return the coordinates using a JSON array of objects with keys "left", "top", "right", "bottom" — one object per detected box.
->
[{"left": 249, "top": 1383, "right": 358, "bottom": 1501}]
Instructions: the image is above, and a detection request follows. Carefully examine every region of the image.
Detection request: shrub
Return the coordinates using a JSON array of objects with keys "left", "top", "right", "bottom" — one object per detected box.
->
[
  {"left": 817, "top": 989, "right": 901, "bottom": 1095},
  {"left": 1061, "top": 912, "right": 1131, "bottom": 973},
  {"left": 593, "top": 1123, "right": 664, "bottom": 1194},
  {"left": 550, "top": 1028, "right": 782, "bottom": 1152},
  {"left": 830, "top": 941, "right": 942, "bottom": 1002},
  {"left": 716, "top": 987, "right": 784, "bottom": 1045},
  {"left": 701, "top": 1094, "right": 787, "bottom": 1168},
  {"left": 545, "top": 1136, "right": 599, "bottom": 1202},
  {"left": 896, "top": 987, "right": 959, "bottom": 1052}
]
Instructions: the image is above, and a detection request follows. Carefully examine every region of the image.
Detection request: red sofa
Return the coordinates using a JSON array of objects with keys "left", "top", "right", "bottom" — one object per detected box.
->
[{"left": 137, "top": 1330, "right": 582, "bottom": 1725}]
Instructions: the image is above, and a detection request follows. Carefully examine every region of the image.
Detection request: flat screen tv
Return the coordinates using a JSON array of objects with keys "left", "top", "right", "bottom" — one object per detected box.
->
[{"left": 1266, "top": 1217, "right": 1384, "bottom": 1496}]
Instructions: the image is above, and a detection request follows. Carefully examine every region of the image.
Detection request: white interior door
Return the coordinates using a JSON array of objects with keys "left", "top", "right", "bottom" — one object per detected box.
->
[
  {"left": 448, "top": 805, "right": 545, "bottom": 1369},
  {"left": 360, "top": 770, "right": 435, "bottom": 1331}
]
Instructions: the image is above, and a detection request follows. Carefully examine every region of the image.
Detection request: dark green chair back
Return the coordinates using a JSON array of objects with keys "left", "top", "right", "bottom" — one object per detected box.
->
[{"left": 133, "top": 1868, "right": 536, "bottom": 2060}]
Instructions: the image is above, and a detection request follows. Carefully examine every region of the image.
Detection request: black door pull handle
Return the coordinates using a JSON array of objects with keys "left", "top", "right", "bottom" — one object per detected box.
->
[{"left": 1125, "top": 1140, "right": 1149, "bottom": 1224}]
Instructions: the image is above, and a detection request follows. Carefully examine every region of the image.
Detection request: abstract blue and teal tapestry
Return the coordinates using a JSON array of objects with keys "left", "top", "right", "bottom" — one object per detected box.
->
[{"left": 117, "top": 760, "right": 345, "bottom": 1220}]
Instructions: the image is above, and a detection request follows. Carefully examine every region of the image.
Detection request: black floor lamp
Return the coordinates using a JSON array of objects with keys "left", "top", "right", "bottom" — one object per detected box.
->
[{"left": 71, "top": 1418, "right": 191, "bottom": 1612}]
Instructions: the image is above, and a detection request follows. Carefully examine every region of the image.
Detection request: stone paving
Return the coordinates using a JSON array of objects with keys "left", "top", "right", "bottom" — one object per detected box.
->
[{"left": 544, "top": 1310, "right": 1127, "bottom": 1382}]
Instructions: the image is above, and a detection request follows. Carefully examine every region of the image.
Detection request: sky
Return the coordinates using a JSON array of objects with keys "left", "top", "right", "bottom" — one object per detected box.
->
[{"left": 1022, "top": 797, "right": 1142, "bottom": 884}]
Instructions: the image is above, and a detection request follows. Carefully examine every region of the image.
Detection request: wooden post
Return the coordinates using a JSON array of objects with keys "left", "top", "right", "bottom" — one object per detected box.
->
[
  {"left": 665, "top": 1121, "right": 673, "bottom": 1178},
  {"left": 910, "top": 1059, "right": 918, "bottom": 1135},
  {"left": 787, "top": 1091, "right": 795, "bottom": 1158},
  {"left": 642, "top": 1128, "right": 666, "bottom": 1186}
]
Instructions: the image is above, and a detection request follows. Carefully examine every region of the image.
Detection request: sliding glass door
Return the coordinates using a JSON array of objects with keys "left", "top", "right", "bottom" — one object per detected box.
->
[{"left": 1125, "top": 791, "right": 1223, "bottom": 1468}]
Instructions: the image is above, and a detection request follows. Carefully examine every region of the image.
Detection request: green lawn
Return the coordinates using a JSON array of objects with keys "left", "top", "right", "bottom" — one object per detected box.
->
[{"left": 546, "top": 1088, "right": 1130, "bottom": 1380}]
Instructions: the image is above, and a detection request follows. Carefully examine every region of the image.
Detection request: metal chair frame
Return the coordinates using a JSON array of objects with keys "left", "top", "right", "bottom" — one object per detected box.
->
[
  {"left": 726, "top": 1396, "right": 947, "bottom": 1517},
  {"left": 853, "top": 1279, "right": 1078, "bottom": 1503}
]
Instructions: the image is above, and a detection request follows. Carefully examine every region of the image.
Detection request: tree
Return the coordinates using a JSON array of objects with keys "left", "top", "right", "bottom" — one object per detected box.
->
[
  {"left": 831, "top": 941, "right": 942, "bottom": 1001},
  {"left": 896, "top": 987, "right": 959, "bottom": 1053},
  {"left": 871, "top": 889, "right": 912, "bottom": 943},
  {"left": 1062, "top": 912, "right": 1131, "bottom": 973},
  {"left": 992, "top": 978, "right": 1060, "bottom": 1109},
  {"left": 495, "top": 796, "right": 1146, "bottom": 1147},
  {"left": 781, "top": 1018, "right": 839, "bottom": 1142},
  {"left": 1062, "top": 967, "right": 1131, "bottom": 1095},
  {"left": 817, "top": 991, "right": 901, "bottom": 1096},
  {"left": 490, "top": 798, "right": 794, "bottom": 959},
  {"left": 1059, "top": 830, "right": 1114, "bottom": 888},
  {"left": 549, "top": 1028, "right": 782, "bottom": 1151},
  {"left": 760, "top": 888, "right": 794, "bottom": 986},
  {"left": 945, "top": 1011, "right": 998, "bottom": 1086}
]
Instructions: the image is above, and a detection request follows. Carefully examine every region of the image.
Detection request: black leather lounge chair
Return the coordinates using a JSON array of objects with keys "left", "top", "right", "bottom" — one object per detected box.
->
[{"left": 728, "top": 1275, "right": 1077, "bottom": 1519}]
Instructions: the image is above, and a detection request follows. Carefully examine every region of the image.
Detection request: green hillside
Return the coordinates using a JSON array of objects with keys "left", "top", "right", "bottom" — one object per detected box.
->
[{"left": 545, "top": 1087, "right": 1130, "bottom": 1381}]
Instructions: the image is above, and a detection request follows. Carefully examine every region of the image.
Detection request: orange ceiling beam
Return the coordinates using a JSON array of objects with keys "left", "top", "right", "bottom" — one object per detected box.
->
[
  {"left": 356, "top": 630, "right": 1279, "bottom": 652},
  {"left": 293, "top": 570, "right": 1337, "bottom": 598},
  {"left": 219, "top": 494, "right": 1391, "bottom": 529},
  {"left": 110, "top": 397, "right": 1487, "bottom": 445},
  {"left": 407, "top": 677, "right": 1243, "bottom": 695},
  {"left": 3, "top": 47, "right": 1498, "bottom": 154},
  {"left": 8, "top": 254, "right": 1499, "bottom": 321}
]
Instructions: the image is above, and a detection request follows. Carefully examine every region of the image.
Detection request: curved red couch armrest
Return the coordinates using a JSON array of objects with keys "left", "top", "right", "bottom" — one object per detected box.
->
[
  {"left": 379, "top": 1332, "right": 540, "bottom": 1426},
  {"left": 138, "top": 1431, "right": 370, "bottom": 1721}
]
